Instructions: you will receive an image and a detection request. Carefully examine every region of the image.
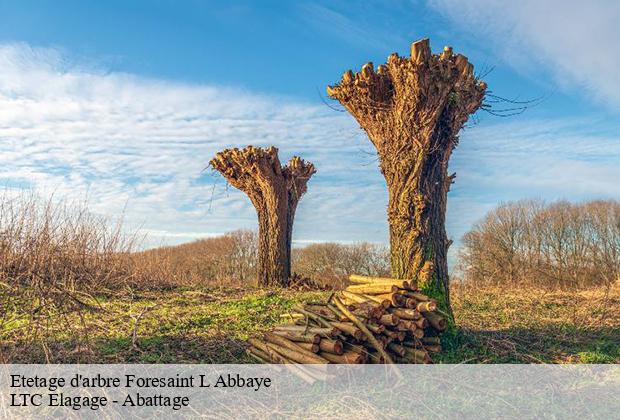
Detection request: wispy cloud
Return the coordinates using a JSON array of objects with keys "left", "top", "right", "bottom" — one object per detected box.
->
[
  {"left": 0, "top": 42, "right": 618, "bottom": 269},
  {"left": 429, "top": 0, "right": 620, "bottom": 108},
  {"left": 298, "top": 2, "right": 407, "bottom": 52},
  {"left": 0, "top": 42, "right": 387, "bottom": 248},
  {"left": 447, "top": 116, "right": 620, "bottom": 263}
]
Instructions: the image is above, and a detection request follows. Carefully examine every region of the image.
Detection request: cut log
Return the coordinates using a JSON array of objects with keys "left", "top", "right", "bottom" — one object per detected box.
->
[
  {"left": 248, "top": 338, "right": 294, "bottom": 364},
  {"left": 272, "top": 330, "right": 321, "bottom": 344},
  {"left": 414, "top": 317, "right": 428, "bottom": 329},
  {"left": 362, "top": 294, "right": 392, "bottom": 308},
  {"left": 264, "top": 332, "right": 329, "bottom": 364},
  {"left": 378, "top": 314, "right": 400, "bottom": 326},
  {"left": 391, "top": 308, "right": 421, "bottom": 320},
  {"left": 247, "top": 273, "right": 447, "bottom": 367},
  {"left": 264, "top": 342, "right": 327, "bottom": 365},
  {"left": 424, "top": 344, "right": 442, "bottom": 353},
  {"left": 409, "top": 292, "right": 431, "bottom": 302},
  {"left": 341, "top": 290, "right": 369, "bottom": 303},
  {"left": 370, "top": 306, "right": 386, "bottom": 319},
  {"left": 421, "top": 336, "right": 441, "bottom": 345},
  {"left": 411, "top": 328, "right": 424, "bottom": 339},
  {"left": 383, "top": 329, "right": 406, "bottom": 341},
  {"left": 387, "top": 342, "right": 408, "bottom": 357},
  {"left": 424, "top": 312, "right": 447, "bottom": 331},
  {"left": 272, "top": 325, "right": 339, "bottom": 338},
  {"left": 330, "top": 322, "right": 365, "bottom": 341},
  {"left": 405, "top": 298, "right": 418, "bottom": 309},
  {"left": 333, "top": 296, "right": 398, "bottom": 367},
  {"left": 395, "top": 320, "right": 416, "bottom": 331},
  {"left": 297, "top": 342, "right": 321, "bottom": 353},
  {"left": 320, "top": 351, "right": 365, "bottom": 364},
  {"left": 348, "top": 281, "right": 413, "bottom": 294},
  {"left": 404, "top": 347, "right": 430, "bottom": 363},
  {"left": 390, "top": 293, "right": 406, "bottom": 307},
  {"left": 318, "top": 339, "right": 344, "bottom": 355},
  {"left": 416, "top": 301, "right": 436, "bottom": 313},
  {"left": 349, "top": 274, "right": 411, "bottom": 284},
  {"left": 246, "top": 347, "right": 272, "bottom": 364},
  {"left": 343, "top": 343, "right": 382, "bottom": 363},
  {"left": 366, "top": 323, "right": 386, "bottom": 334}
]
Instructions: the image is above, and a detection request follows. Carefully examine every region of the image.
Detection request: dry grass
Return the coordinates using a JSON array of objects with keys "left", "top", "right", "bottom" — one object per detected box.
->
[
  {"left": 1, "top": 287, "right": 326, "bottom": 363},
  {"left": 1, "top": 192, "right": 618, "bottom": 364},
  {"left": 440, "top": 283, "right": 620, "bottom": 363},
  {"left": 0, "top": 192, "right": 183, "bottom": 361},
  {"left": 2, "top": 284, "right": 618, "bottom": 364}
]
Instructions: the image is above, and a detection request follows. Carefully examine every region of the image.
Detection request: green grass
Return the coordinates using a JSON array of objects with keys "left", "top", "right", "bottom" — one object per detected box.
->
[
  {"left": 2, "top": 285, "right": 618, "bottom": 364},
  {"left": 438, "top": 285, "right": 620, "bottom": 363},
  {"left": 1, "top": 288, "right": 328, "bottom": 363}
]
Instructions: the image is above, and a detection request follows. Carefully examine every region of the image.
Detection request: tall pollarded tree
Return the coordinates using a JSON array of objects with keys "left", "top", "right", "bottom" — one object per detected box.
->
[
  {"left": 210, "top": 146, "right": 315, "bottom": 287},
  {"left": 327, "top": 39, "right": 486, "bottom": 309}
]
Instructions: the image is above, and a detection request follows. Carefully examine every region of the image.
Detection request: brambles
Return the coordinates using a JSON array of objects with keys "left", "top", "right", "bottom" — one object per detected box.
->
[
  {"left": 0, "top": 192, "right": 138, "bottom": 361},
  {"left": 210, "top": 146, "right": 315, "bottom": 287},
  {"left": 328, "top": 39, "right": 486, "bottom": 309}
]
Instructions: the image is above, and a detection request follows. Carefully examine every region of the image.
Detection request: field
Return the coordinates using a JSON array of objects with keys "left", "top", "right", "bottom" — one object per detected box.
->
[{"left": 2, "top": 284, "right": 618, "bottom": 364}]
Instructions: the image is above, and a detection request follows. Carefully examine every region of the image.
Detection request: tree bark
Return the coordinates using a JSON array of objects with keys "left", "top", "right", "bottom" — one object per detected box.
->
[
  {"left": 210, "top": 146, "right": 315, "bottom": 287},
  {"left": 385, "top": 137, "right": 452, "bottom": 303},
  {"left": 328, "top": 39, "right": 486, "bottom": 310}
]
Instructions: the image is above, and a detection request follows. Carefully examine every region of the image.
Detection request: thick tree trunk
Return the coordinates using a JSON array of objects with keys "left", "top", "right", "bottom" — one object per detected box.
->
[
  {"left": 328, "top": 39, "right": 486, "bottom": 310},
  {"left": 386, "top": 147, "right": 451, "bottom": 304},
  {"left": 210, "top": 147, "right": 315, "bottom": 287},
  {"left": 256, "top": 201, "right": 289, "bottom": 286}
]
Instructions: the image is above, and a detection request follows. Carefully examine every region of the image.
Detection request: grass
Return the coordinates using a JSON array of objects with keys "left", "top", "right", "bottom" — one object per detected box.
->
[
  {"left": 1, "top": 287, "right": 327, "bottom": 363},
  {"left": 438, "top": 284, "right": 620, "bottom": 363},
  {"left": 2, "top": 284, "right": 618, "bottom": 364},
  {"left": 3, "top": 193, "right": 615, "bottom": 364}
]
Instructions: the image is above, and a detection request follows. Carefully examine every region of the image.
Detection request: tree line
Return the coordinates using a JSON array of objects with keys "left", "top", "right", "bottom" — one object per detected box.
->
[
  {"left": 458, "top": 200, "right": 620, "bottom": 289},
  {"left": 137, "top": 230, "right": 390, "bottom": 288}
]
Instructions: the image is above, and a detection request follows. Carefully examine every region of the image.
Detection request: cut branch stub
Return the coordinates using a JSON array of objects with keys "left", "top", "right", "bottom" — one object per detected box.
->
[
  {"left": 210, "top": 146, "right": 315, "bottom": 287},
  {"left": 326, "top": 38, "right": 486, "bottom": 155},
  {"left": 327, "top": 38, "right": 487, "bottom": 310}
]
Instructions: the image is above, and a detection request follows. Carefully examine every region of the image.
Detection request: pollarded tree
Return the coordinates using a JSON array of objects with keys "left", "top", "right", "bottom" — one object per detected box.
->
[
  {"left": 327, "top": 39, "right": 486, "bottom": 309},
  {"left": 210, "top": 146, "right": 315, "bottom": 287}
]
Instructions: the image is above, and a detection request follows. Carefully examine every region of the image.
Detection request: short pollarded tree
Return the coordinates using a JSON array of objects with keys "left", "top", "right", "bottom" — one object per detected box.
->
[
  {"left": 210, "top": 146, "right": 316, "bottom": 287},
  {"left": 327, "top": 39, "right": 486, "bottom": 308}
]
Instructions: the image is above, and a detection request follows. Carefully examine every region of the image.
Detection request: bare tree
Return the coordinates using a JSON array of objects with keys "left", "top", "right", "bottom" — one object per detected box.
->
[
  {"left": 292, "top": 242, "right": 390, "bottom": 288},
  {"left": 459, "top": 200, "right": 620, "bottom": 289},
  {"left": 135, "top": 229, "right": 258, "bottom": 286},
  {"left": 327, "top": 39, "right": 486, "bottom": 308},
  {"left": 210, "top": 146, "right": 315, "bottom": 287}
]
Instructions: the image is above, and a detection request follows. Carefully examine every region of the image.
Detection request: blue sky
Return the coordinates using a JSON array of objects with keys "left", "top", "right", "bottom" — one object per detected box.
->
[{"left": 0, "top": 1, "right": 619, "bottom": 267}]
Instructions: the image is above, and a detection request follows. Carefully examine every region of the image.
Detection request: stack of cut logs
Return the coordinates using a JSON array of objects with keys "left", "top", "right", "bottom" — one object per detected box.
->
[{"left": 246, "top": 274, "right": 447, "bottom": 366}]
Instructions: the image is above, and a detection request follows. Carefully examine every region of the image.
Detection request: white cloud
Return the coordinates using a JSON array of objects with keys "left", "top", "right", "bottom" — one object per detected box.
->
[
  {"left": 447, "top": 117, "right": 620, "bottom": 265},
  {"left": 429, "top": 0, "right": 620, "bottom": 108},
  {"left": 298, "top": 3, "right": 407, "bottom": 52},
  {"left": 0, "top": 42, "right": 618, "bottom": 271},
  {"left": 0, "top": 43, "right": 388, "bottom": 249}
]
